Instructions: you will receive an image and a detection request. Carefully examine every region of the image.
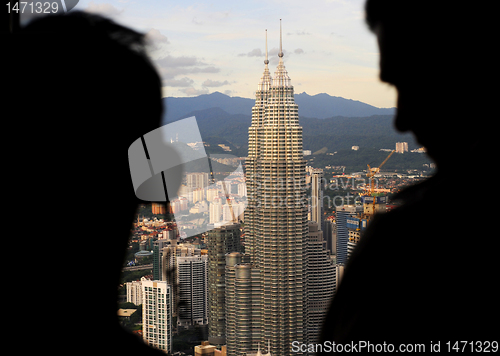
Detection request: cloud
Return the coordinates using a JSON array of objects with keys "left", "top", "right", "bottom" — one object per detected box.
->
[
  {"left": 156, "top": 55, "right": 206, "bottom": 68},
  {"left": 165, "top": 77, "right": 195, "bottom": 87},
  {"left": 269, "top": 47, "right": 286, "bottom": 57},
  {"left": 158, "top": 66, "right": 220, "bottom": 80},
  {"left": 202, "top": 79, "right": 230, "bottom": 87},
  {"left": 145, "top": 29, "right": 170, "bottom": 51},
  {"left": 85, "top": 2, "right": 123, "bottom": 16},
  {"left": 153, "top": 53, "right": 221, "bottom": 90},
  {"left": 146, "top": 29, "right": 169, "bottom": 44},
  {"left": 238, "top": 48, "right": 263, "bottom": 57},
  {"left": 180, "top": 87, "right": 209, "bottom": 96},
  {"left": 154, "top": 54, "right": 220, "bottom": 76},
  {"left": 287, "top": 30, "right": 311, "bottom": 36},
  {"left": 193, "top": 66, "right": 220, "bottom": 73},
  {"left": 294, "top": 48, "right": 304, "bottom": 54},
  {"left": 267, "top": 47, "right": 289, "bottom": 65}
]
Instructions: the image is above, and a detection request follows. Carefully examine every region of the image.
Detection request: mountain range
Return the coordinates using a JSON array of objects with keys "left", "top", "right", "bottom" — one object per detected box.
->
[
  {"left": 162, "top": 91, "right": 395, "bottom": 123},
  {"left": 159, "top": 92, "right": 429, "bottom": 171}
]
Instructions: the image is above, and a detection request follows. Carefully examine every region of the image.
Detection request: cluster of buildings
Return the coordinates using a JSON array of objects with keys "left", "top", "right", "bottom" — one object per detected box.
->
[
  {"left": 165, "top": 172, "right": 248, "bottom": 237},
  {"left": 123, "top": 26, "right": 393, "bottom": 356},
  {"left": 126, "top": 238, "right": 210, "bottom": 352}
]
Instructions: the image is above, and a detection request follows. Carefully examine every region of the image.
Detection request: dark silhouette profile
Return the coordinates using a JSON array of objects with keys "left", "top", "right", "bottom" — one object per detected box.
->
[
  {"left": 7, "top": 12, "right": 174, "bottom": 354},
  {"left": 319, "top": 0, "right": 497, "bottom": 351}
]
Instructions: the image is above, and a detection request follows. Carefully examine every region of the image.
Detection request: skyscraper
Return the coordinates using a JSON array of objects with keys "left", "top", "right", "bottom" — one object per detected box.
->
[
  {"left": 177, "top": 254, "right": 209, "bottom": 327},
  {"left": 207, "top": 223, "right": 242, "bottom": 346},
  {"left": 310, "top": 168, "right": 325, "bottom": 228},
  {"left": 225, "top": 252, "right": 261, "bottom": 356},
  {"left": 335, "top": 207, "right": 355, "bottom": 265},
  {"left": 142, "top": 280, "right": 172, "bottom": 353},
  {"left": 187, "top": 172, "right": 210, "bottom": 190},
  {"left": 306, "top": 221, "right": 335, "bottom": 343},
  {"left": 162, "top": 242, "right": 203, "bottom": 319},
  {"left": 240, "top": 21, "right": 308, "bottom": 356}
]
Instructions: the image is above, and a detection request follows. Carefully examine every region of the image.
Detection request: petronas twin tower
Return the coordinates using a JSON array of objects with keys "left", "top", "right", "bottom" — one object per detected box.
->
[{"left": 227, "top": 21, "right": 309, "bottom": 356}]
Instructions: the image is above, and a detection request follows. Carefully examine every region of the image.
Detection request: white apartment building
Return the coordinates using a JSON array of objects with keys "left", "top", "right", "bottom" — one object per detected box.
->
[
  {"left": 187, "top": 172, "right": 210, "bottom": 190},
  {"left": 210, "top": 199, "right": 222, "bottom": 224},
  {"left": 126, "top": 279, "right": 144, "bottom": 306},
  {"left": 395, "top": 141, "right": 408, "bottom": 153},
  {"left": 142, "top": 280, "right": 172, "bottom": 353}
]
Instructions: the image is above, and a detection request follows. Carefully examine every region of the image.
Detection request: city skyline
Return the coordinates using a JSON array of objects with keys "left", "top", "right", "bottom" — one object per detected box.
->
[{"left": 67, "top": 0, "right": 396, "bottom": 108}]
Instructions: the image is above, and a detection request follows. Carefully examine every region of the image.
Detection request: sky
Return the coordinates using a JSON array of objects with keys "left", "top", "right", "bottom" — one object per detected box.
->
[{"left": 72, "top": 0, "right": 397, "bottom": 108}]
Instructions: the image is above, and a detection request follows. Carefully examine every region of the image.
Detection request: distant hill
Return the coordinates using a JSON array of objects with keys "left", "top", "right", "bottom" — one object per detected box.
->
[
  {"left": 158, "top": 93, "right": 432, "bottom": 171},
  {"left": 162, "top": 105, "right": 417, "bottom": 156},
  {"left": 163, "top": 92, "right": 254, "bottom": 124},
  {"left": 294, "top": 92, "right": 395, "bottom": 118},
  {"left": 162, "top": 91, "right": 395, "bottom": 123}
]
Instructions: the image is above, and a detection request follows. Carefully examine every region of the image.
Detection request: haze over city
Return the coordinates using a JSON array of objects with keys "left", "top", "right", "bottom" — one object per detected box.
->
[{"left": 66, "top": 0, "right": 397, "bottom": 108}]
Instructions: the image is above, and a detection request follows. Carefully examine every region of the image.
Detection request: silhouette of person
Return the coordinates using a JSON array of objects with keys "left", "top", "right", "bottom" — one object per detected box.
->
[
  {"left": 319, "top": 1, "right": 497, "bottom": 351},
  {"left": 8, "top": 12, "right": 176, "bottom": 354}
]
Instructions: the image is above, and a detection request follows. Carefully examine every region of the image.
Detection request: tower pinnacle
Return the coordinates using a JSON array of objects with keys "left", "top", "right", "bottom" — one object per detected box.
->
[
  {"left": 264, "top": 29, "right": 269, "bottom": 65},
  {"left": 278, "top": 19, "right": 283, "bottom": 58}
]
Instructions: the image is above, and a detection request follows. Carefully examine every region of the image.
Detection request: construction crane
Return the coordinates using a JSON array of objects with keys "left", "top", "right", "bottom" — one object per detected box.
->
[
  {"left": 366, "top": 150, "right": 395, "bottom": 196},
  {"left": 365, "top": 150, "right": 394, "bottom": 213}
]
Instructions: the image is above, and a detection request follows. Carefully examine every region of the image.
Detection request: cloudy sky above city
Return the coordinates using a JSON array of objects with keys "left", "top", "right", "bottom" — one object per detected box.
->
[{"left": 72, "top": 0, "right": 397, "bottom": 108}]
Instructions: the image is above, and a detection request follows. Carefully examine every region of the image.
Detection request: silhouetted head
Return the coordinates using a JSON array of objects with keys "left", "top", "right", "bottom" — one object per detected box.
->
[
  {"left": 12, "top": 11, "right": 165, "bottom": 327},
  {"left": 18, "top": 11, "right": 162, "bottom": 147},
  {"left": 365, "top": 1, "right": 490, "bottom": 170}
]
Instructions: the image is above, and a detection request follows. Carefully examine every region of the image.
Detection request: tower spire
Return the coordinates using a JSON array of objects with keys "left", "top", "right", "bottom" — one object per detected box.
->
[
  {"left": 264, "top": 29, "right": 269, "bottom": 65},
  {"left": 278, "top": 19, "right": 283, "bottom": 58},
  {"left": 256, "top": 29, "right": 272, "bottom": 94}
]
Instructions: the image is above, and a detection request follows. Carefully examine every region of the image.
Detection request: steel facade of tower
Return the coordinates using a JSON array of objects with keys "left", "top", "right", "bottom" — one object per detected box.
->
[{"left": 243, "top": 23, "right": 308, "bottom": 356}]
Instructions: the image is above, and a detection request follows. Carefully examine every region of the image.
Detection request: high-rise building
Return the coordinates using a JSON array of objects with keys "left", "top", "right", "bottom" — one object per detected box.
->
[
  {"left": 210, "top": 198, "right": 223, "bottom": 224},
  {"left": 152, "top": 202, "right": 166, "bottom": 215},
  {"left": 239, "top": 22, "right": 308, "bottom": 356},
  {"left": 323, "top": 217, "right": 334, "bottom": 255},
  {"left": 162, "top": 242, "right": 202, "bottom": 318},
  {"left": 395, "top": 141, "right": 408, "bottom": 153},
  {"left": 187, "top": 172, "right": 210, "bottom": 190},
  {"left": 193, "top": 187, "right": 205, "bottom": 203},
  {"left": 207, "top": 224, "right": 242, "bottom": 346},
  {"left": 126, "top": 280, "right": 143, "bottom": 306},
  {"left": 335, "top": 207, "right": 355, "bottom": 265},
  {"left": 346, "top": 216, "right": 368, "bottom": 260},
  {"left": 207, "top": 187, "right": 220, "bottom": 202},
  {"left": 306, "top": 221, "right": 335, "bottom": 343},
  {"left": 310, "top": 168, "right": 325, "bottom": 228},
  {"left": 223, "top": 201, "right": 241, "bottom": 223},
  {"left": 177, "top": 255, "right": 208, "bottom": 327},
  {"left": 142, "top": 280, "right": 172, "bottom": 353},
  {"left": 225, "top": 252, "right": 261, "bottom": 356}
]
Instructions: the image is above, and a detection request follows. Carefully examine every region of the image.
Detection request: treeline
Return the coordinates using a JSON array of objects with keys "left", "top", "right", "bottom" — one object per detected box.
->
[
  {"left": 309, "top": 149, "right": 433, "bottom": 172},
  {"left": 170, "top": 108, "right": 431, "bottom": 171}
]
